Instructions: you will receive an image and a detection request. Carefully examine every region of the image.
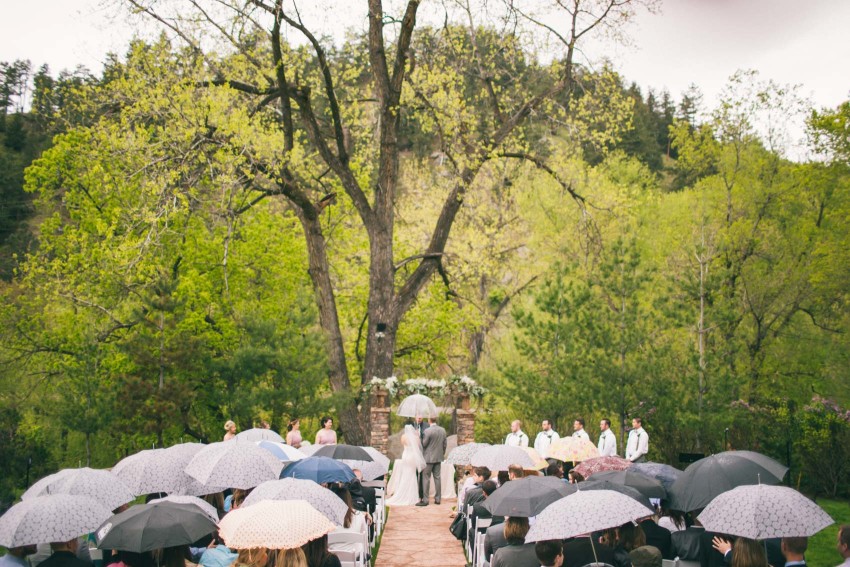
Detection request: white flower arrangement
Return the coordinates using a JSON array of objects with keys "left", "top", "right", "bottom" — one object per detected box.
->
[
  {"left": 363, "top": 374, "right": 486, "bottom": 400},
  {"left": 364, "top": 376, "right": 400, "bottom": 397}
]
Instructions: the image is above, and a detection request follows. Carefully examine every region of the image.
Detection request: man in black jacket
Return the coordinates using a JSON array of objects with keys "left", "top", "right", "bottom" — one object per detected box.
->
[{"left": 639, "top": 518, "right": 673, "bottom": 560}]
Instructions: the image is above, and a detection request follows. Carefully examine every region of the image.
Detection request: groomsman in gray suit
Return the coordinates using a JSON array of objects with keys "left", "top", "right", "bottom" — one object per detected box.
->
[{"left": 416, "top": 416, "right": 447, "bottom": 506}]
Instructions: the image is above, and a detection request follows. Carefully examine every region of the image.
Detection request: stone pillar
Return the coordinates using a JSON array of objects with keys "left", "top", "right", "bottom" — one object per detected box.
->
[
  {"left": 455, "top": 392, "right": 476, "bottom": 445},
  {"left": 370, "top": 388, "right": 391, "bottom": 455}
]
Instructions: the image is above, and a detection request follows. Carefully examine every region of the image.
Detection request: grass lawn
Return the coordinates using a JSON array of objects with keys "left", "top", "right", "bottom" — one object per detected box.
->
[{"left": 808, "top": 498, "right": 850, "bottom": 566}]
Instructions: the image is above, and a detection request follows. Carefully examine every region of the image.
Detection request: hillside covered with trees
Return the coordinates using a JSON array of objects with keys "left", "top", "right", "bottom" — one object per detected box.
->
[{"left": 1, "top": 0, "right": 849, "bottom": 507}]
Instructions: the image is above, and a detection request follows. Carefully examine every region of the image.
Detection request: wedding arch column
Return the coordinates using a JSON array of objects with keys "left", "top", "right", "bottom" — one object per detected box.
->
[{"left": 370, "top": 387, "right": 391, "bottom": 455}]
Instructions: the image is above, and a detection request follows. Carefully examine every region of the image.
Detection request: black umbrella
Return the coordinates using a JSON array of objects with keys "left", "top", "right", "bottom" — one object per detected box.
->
[
  {"left": 667, "top": 453, "right": 785, "bottom": 512},
  {"left": 630, "top": 462, "right": 682, "bottom": 492},
  {"left": 313, "top": 444, "right": 374, "bottom": 462},
  {"left": 716, "top": 451, "right": 788, "bottom": 481},
  {"left": 586, "top": 469, "right": 668, "bottom": 499},
  {"left": 578, "top": 480, "right": 654, "bottom": 510},
  {"left": 96, "top": 501, "right": 217, "bottom": 552},
  {"left": 483, "top": 476, "right": 575, "bottom": 517}
]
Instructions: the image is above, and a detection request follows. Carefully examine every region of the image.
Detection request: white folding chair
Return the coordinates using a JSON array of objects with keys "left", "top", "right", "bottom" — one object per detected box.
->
[
  {"left": 473, "top": 517, "right": 492, "bottom": 567},
  {"left": 374, "top": 488, "right": 386, "bottom": 534},
  {"left": 464, "top": 505, "right": 474, "bottom": 558},
  {"left": 328, "top": 532, "right": 367, "bottom": 567}
]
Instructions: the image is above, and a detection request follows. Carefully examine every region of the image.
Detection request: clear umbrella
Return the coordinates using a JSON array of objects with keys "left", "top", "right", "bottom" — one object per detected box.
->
[
  {"left": 0, "top": 494, "right": 112, "bottom": 547},
  {"left": 395, "top": 394, "right": 439, "bottom": 418}
]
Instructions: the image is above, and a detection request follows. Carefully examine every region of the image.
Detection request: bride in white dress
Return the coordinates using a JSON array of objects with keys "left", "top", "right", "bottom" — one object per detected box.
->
[{"left": 385, "top": 424, "right": 426, "bottom": 506}]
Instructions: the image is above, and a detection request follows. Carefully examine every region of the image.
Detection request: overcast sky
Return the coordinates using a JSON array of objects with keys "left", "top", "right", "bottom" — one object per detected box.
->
[{"left": 1, "top": 0, "right": 847, "bottom": 113}]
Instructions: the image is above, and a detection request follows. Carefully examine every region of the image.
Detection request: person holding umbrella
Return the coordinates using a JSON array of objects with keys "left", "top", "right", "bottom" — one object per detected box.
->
[
  {"left": 39, "top": 539, "right": 94, "bottom": 567},
  {"left": 0, "top": 545, "right": 37, "bottom": 567},
  {"left": 490, "top": 517, "right": 538, "bottom": 567}
]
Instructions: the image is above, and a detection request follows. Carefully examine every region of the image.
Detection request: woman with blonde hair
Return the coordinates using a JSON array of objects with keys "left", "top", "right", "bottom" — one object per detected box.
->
[
  {"left": 273, "top": 549, "right": 307, "bottom": 567},
  {"left": 234, "top": 548, "right": 268, "bottom": 567},
  {"left": 730, "top": 538, "right": 768, "bottom": 567},
  {"left": 223, "top": 420, "right": 237, "bottom": 441}
]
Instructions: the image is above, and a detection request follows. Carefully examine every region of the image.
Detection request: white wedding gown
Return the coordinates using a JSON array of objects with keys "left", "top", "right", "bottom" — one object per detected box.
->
[{"left": 386, "top": 444, "right": 422, "bottom": 506}]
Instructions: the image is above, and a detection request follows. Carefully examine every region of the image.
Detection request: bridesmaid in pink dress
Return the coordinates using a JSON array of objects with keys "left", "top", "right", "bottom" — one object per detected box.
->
[
  {"left": 285, "top": 418, "right": 303, "bottom": 448},
  {"left": 315, "top": 416, "right": 338, "bottom": 445}
]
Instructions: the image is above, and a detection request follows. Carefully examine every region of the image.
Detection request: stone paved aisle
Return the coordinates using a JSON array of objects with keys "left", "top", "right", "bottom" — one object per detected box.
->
[{"left": 374, "top": 499, "right": 467, "bottom": 567}]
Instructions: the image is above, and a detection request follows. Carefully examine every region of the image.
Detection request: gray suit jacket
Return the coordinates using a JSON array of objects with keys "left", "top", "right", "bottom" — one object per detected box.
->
[{"left": 422, "top": 424, "right": 447, "bottom": 463}]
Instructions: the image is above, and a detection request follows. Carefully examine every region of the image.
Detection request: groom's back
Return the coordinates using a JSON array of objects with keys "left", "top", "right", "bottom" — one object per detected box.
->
[{"left": 423, "top": 424, "right": 447, "bottom": 462}]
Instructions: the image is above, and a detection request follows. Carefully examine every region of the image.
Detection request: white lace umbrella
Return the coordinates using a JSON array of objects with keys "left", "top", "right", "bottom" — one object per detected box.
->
[
  {"left": 395, "top": 394, "right": 439, "bottom": 418},
  {"left": 219, "top": 500, "right": 335, "bottom": 549},
  {"left": 470, "top": 445, "right": 537, "bottom": 471},
  {"left": 185, "top": 442, "right": 283, "bottom": 489},
  {"left": 697, "top": 484, "right": 834, "bottom": 539},
  {"left": 112, "top": 443, "right": 226, "bottom": 496},
  {"left": 242, "top": 478, "right": 348, "bottom": 525},
  {"left": 234, "top": 428, "right": 285, "bottom": 443},
  {"left": 22, "top": 467, "right": 134, "bottom": 511},
  {"left": 298, "top": 445, "right": 323, "bottom": 457},
  {"left": 0, "top": 494, "right": 112, "bottom": 547},
  {"left": 526, "top": 489, "right": 654, "bottom": 543},
  {"left": 446, "top": 442, "right": 491, "bottom": 466},
  {"left": 148, "top": 495, "right": 219, "bottom": 522}
]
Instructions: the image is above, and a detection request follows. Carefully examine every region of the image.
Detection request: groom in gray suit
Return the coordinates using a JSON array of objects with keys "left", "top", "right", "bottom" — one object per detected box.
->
[{"left": 417, "top": 416, "right": 447, "bottom": 506}]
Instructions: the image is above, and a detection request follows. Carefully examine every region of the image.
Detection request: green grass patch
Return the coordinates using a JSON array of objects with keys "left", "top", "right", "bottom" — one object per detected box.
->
[{"left": 808, "top": 498, "right": 850, "bottom": 566}]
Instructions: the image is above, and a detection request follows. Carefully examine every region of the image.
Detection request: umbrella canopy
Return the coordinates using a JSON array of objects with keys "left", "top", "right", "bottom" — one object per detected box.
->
[
  {"left": 234, "top": 428, "right": 285, "bottom": 443},
  {"left": 630, "top": 462, "right": 682, "bottom": 492},
  {"left": 298, "top": 445, "right": 323, "bottom": 457},
  {"left": 395, "top": 394, "right": 439, "bottom": 418},
  {"left": 279, "top": 457, "right": 356, "bottom": 484},
  {"left": 667, "top": 453, "right": 785, "bottom": 512},
  {"left": 96, "top": 501, "right": 217, "bottom": 552},
  {"left": 716, "top": 450, "right": 788, "bottom": 481},
  {"left": 573, "top": 456, "right": 632, "bottom": 479},
  {"left": 112, "top": 443, "right": 227, "bottom": 497},
  {"left": 340, "top": 459, "right": 388, "bottom": 481},
  {"left": 446, "top": 442, "right": 491, "bottom": 466},
  {"left": 521, "top": 448, "right": 549, "bottom": 471},
  {"left": 313, "top": 444, "right": 374, "bottom": 462},
  {"left": 256, "top": 441, "right": 305, "bottom": 463},
  {"left": 547, "top": 438, "right": 600, "bottom": 463},
  {"left": 697, "top": 484, "right": 833, "bottom": 539},
  {"left": 147, "top": 495, "right": 220, "bottom": 522},
  {"left": 218, "top": 500, "right": 335, "bottom": 549},
  {"left": 578, "top": 480, "right": 654, "bottom": 510},
  {"left": 483, "top": 476, "right": 575, "bottom": 517},
  {"left": 0, "top": 494, "right": 112, "bottom": 548},
  {"left": 185, "top": 442, "right": 284, "bottom": 490},
  {"left": 360, "top": 446, "right": 390, "bottom": 469},
  {"left": 242, "top": 478, "right": 348, "bottom": 525},
  {"left": 469, "top": 445, "right": 537, "bottom": 471},
  {"left": 526, "top": 489, "right": 654, "bottom": 543},
  {"left": 584, "top": 470, "right": 667, "bottom": 499},
  {"left": 22, "top": 467, "right": 134, "bottom": 511}
]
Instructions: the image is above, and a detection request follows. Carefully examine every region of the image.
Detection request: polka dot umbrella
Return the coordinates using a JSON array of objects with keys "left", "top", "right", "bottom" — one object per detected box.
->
[{"left": 218, "top": 500, "right": 336, "bottom": 549}]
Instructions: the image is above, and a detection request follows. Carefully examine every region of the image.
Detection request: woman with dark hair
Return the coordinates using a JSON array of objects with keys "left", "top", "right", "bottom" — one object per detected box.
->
[
  {"left": 113, "top": 551, "right": 154, "bottom": 567},
  {"left": 286, "top": 419, "right": 303, "bottom": 448},
  {"left": 490, "top": 517, "right": 538, "bottom": 567},
  {"left": 154, "top": 546, "right": 196, "bottom": 567},
  {"left": 301, "top": 535, "right": 341, "bottom": 567},
  {"left": 496, "top": 471, "right": 510, "bottom": 486},
  {"left": 315, "top": 417, "right": 337, "bottom": 445}
]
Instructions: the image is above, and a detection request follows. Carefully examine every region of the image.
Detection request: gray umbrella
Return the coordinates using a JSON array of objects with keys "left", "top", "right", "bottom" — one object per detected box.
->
[
  {"left": 0, "top": 494, "right": 112, "bottom": 547},
  {"left": 313, "top": 444, "right": 374, "bottom": 461},
  {"left": 696, "top": 484, "right": 833, "bottom": 539},
  {"left": 630, "top": 462, "right": 682, "bottom": 492},
  {"left": 526, "top": 489, "right": 654, "bottom": 543},
  {"left": 483, "top": 476, "right": 575, "bottom": 517},
  {"left": 668, "top": 453, "right": 784, "bottom": 512},
  {"left": 147, "top": 495, "right": 219, "bottom": 522},
  {"left": 185, "top": 441, "right": 283, "bottom": 489},
  {"left": 241, "top": 478, "right": 349, "bottom": 525},
  {"left": 586, "top": 470, "right": 668, "bottom": 499},
  {"left": 446, "top": 442, "right": 491, "bottom": 466},
  {"left": 716, "top": 450, "right": 788, "bottom": 481},
  {"left": 96, "top": 501, "right": 217, "bottom": 552},
  {"left": 579, "top": 479, "right": 654, "bottom": 510},
  {"left": 22, "top": 468, "right": 134, "bottom": 511}
]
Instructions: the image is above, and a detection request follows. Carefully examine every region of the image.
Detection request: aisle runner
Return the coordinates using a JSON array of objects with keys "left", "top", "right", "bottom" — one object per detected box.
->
[{"left": 374, "top": 498, "right": 467, "bottom": 567}]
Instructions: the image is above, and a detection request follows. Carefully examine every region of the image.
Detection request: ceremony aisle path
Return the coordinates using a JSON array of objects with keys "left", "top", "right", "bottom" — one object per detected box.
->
[{"left": 374, "top": 498, "right": 467, "bottom": 567}]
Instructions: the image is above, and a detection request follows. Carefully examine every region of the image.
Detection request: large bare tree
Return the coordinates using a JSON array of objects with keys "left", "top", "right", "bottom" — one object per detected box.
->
[{"left": 124, "top": 0, "right": 652, "bottom": 444}]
